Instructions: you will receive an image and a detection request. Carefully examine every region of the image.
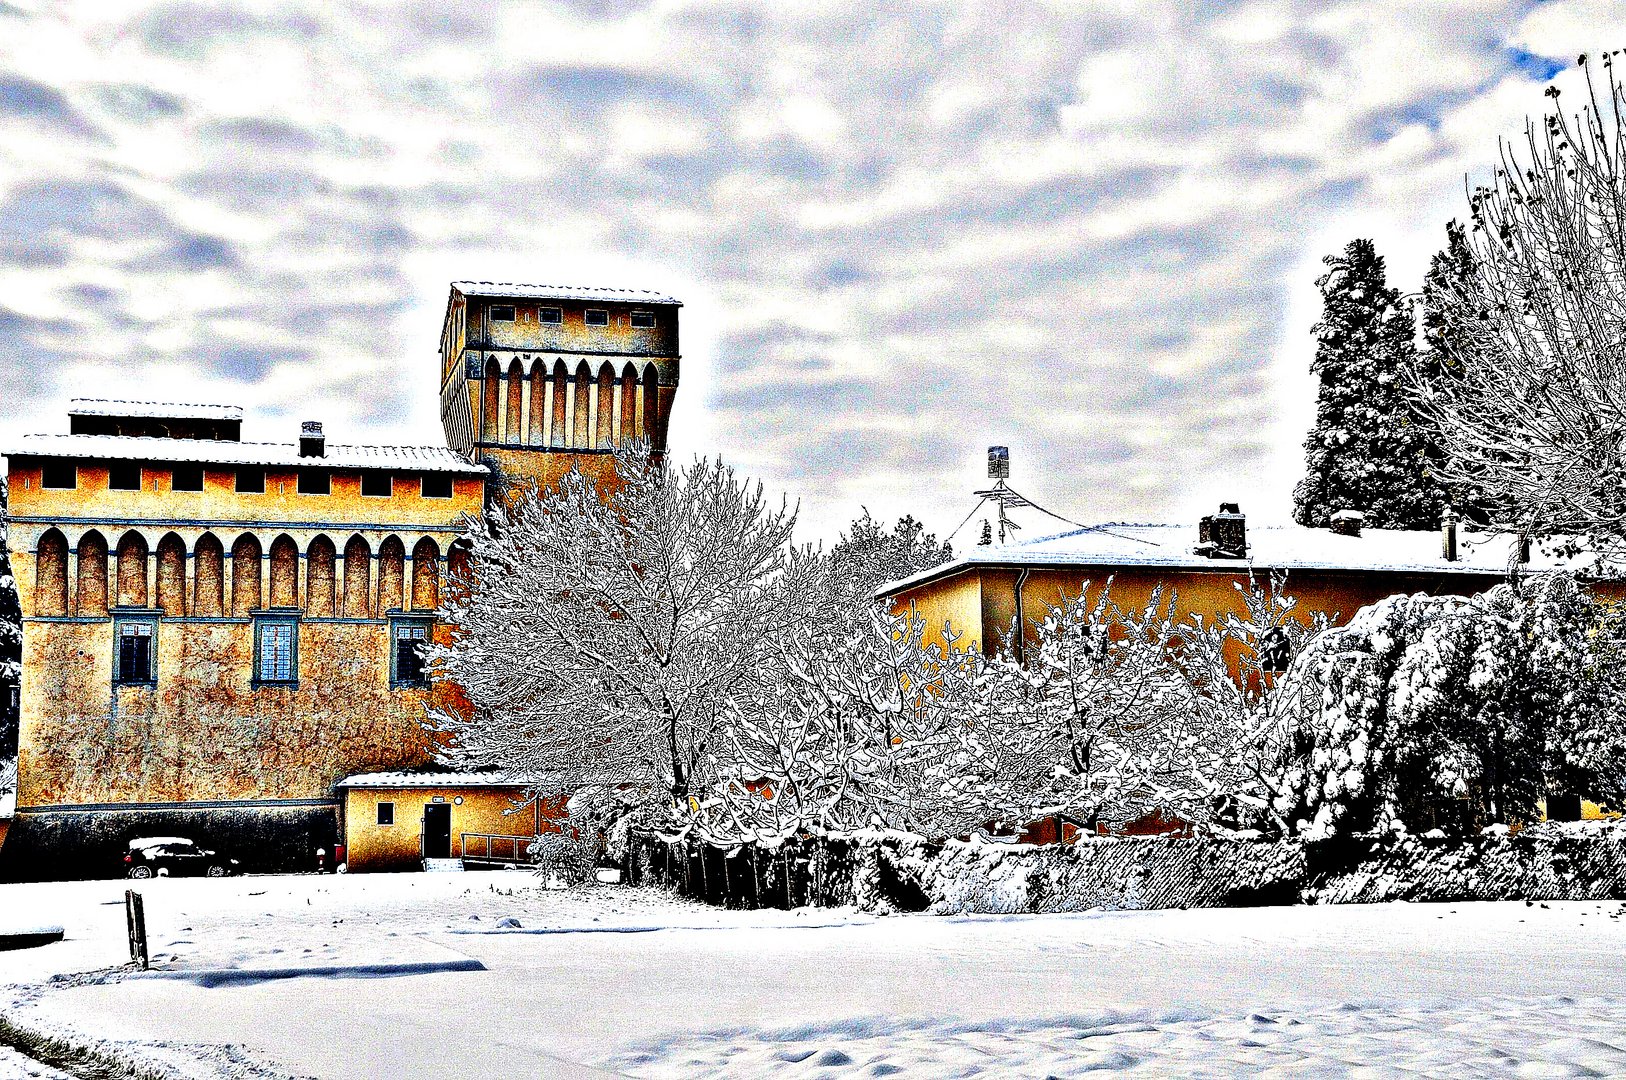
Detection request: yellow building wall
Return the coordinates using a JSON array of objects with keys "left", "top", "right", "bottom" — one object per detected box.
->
[
  {"left": 7, "top": 461, "right": 485, "bottom": 530},
  {"left": 895, "top": 563, "right": 1523, "bottom": 671},
  {"left": 9, "top": 452, "right": 483, "bottom": 812},
  {"left": 16, "top": 619, "right": 452, "bottom": 807},
  {"left": 342, "top": 786, "right": 564, "bottom": 873}
]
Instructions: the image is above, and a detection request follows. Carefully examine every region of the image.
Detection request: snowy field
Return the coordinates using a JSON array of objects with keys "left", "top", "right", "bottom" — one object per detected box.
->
[{"left": 2, "top": 874, "right": 1625, "bottom": 1078}]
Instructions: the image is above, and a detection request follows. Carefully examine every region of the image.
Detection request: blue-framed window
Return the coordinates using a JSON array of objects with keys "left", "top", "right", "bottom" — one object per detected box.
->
[
  {"left": 114, "top": 616, "right": 158, "bottom": 687},
  {"left": 253, "top": 615, "right": 299, "bottom": 687},
  {"left": 390, "top": 618, "right": 432, "bottom": 689}
]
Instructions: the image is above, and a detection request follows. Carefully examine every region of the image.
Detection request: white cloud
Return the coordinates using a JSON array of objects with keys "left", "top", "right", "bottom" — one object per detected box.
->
[{"left": 0, "top": 0, "right": 1621, "bottom": 544}]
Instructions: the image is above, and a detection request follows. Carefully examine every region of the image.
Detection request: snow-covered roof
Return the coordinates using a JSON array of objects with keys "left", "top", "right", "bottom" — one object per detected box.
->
[
  {"left": 451, "top": 281, "right": 682, "bottom": 306},
  {"left": 7, "top": 434, "right": 489, "bottom": 475},
  {"left": 68, "top": 399, "right": 243, "bottom": 421},
  {"left": 879, "top": 522, "right": 1606, "bottom": 598},
  {"left": 335, "top": 771, "right": 539, "bottom": 789}
]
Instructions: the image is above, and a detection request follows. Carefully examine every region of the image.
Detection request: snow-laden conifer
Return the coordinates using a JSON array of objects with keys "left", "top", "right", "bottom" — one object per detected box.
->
[{"left": 1293, "top": 239, "right": 1443, "bottom": 530}]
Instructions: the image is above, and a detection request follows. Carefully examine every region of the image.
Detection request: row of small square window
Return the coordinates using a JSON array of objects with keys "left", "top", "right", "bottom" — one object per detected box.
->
[
  {"left": 40, "top": 462, "right": 455, "bottom": 499},
  {"left": 487, "top": 305, "right": 656, "bottom": 329},
  {"left": 115, "top": 616, "right": 430, "bottom": 689}
]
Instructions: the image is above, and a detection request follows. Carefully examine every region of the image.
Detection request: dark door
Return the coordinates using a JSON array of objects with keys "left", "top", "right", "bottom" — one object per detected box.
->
[{"left": 423, "top": 803, "right": 452, "bottom": 859}]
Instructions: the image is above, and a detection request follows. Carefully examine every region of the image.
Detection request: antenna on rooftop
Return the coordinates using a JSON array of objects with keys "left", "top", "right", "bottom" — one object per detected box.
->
[
  {"left": 973, "top": 446, "right": 1031, "bottom": 544},
  {"left": 943, "top": 444, "right": 1162, "bottom": 551}
]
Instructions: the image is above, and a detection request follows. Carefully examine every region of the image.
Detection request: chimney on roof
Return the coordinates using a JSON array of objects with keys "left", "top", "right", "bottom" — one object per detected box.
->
[
  {"left": 1197, "top": 502, "right": 1247, "bottom": 559},
  {"left": 1441, "top": 507, "right": 1459, "bottom": 561},
  {"left": 1330, "top": 508, "right": 1365, "bottom": 537},
  {"left": 300, "top": 421, "right": 325, "bottom": 458}
]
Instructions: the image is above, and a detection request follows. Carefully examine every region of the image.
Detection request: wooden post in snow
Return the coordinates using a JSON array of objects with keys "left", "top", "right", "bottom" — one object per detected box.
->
[{"left": 125, "top": 889, "right": 148, "bottom": 970}]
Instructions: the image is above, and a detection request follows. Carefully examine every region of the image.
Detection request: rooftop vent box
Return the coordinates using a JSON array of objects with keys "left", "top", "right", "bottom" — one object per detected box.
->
[
  {"left": 299, "top": 421, "right": 325, "bottom": 458},
  {"left": 1196, "top": 502, "right": 1247, "bottom": 559},
  {"left": 1330, "top": 509, "right": 1366, "bottom": 537}
]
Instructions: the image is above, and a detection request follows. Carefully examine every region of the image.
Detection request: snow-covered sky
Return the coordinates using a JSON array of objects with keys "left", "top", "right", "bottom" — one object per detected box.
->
[{"left": 0, "top": 1, "right": 1619, "bottom": 542}]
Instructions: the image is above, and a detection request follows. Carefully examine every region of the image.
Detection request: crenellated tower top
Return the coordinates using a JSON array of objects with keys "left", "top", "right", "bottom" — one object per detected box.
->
[{"left": 437, "top": 281, "right": 681, "bottom": 498}]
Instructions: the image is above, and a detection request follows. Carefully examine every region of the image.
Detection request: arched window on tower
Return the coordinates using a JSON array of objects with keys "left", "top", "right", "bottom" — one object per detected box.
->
[
  {"left": 551, "top": 360, "right": 569, "bottom": 447},
  {"left": 156, "top": 532, "right": 187, "bottom": 616},
  {"left": 230, "top": 533, "right": 262, "bottom": 615},
  {"left": 34, "top": 528, "right": 68, "bottom": 616},
  {"left": 480, "top": 357, "right": 500, "bottom": 443},
  {"left": 620, "top": 363, "right": 640, "bottom": 444},
  {"left": 76, "top": 530, "right": 109, "bottom": 617},
  {"left": 193, "top": 533, "right": 224, "bottom": 617},
  {"left": 643, "top": 363, "right": 660, "bottom": 449},
  {"left": 447, "top": 540, "right": 473, "bottom": 606},
  {"left": 116, "top": 531, "right": 149, "bottom": 608},
  {"left": 378, "top": 536, "right": 406, "bottom": 613},
  {"left": 528, "top": 359, "right": 548, "bottom": 446},
  {"left": 505, "top": 358, "right": 524, "bottom": 444},
  {"left": 306, "top": 535, "right": 336, "bottom": 617},
  {"left": 595, "top": 363, "right": 616, "bottom": 448},
  {"left": 343, "top": 535, "right": 371, "bottom": 617},
  {"left": 269, "top": 535, "right": 299, "bottom": 608},
  {"left": 572, "top": 361, "right": 591, "bottom": 447},
  {"left": 411, "top": 537, "right": 440, "bottom": 611}
]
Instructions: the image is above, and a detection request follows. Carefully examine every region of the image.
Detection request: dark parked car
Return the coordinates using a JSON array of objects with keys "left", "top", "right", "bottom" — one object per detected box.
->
[{"left": 124, "top": 836, "right": 241, "bottom": 879}]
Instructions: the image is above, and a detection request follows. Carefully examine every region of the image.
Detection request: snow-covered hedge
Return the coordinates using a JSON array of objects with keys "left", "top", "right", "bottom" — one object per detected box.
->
[{"left": 629, "top": 822, "right": 1626, "bottom": 913}]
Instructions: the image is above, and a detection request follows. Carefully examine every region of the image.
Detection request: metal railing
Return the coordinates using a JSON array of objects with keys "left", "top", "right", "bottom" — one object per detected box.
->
[{"left": 460, "top": 832, "right": 536, "bottom": 866}]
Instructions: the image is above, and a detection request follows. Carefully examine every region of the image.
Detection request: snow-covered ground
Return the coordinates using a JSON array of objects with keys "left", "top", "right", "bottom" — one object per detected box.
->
[{"left": 2, "top": 873, "right": 1626, "bottom": 1078}]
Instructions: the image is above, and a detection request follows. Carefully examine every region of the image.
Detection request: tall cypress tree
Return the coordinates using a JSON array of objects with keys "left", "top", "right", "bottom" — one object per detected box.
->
[
  {"left": 1292, "top": 238, "right": 1443, "bottom": 530},
  {"left": 1415, "top": 220, "right": 1489, "bottom": 522}
]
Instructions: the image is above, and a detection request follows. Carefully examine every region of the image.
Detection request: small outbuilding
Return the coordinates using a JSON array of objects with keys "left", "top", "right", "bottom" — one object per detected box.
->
[{"left": 335, "top": 771, "right": 565, "bottom": 873}]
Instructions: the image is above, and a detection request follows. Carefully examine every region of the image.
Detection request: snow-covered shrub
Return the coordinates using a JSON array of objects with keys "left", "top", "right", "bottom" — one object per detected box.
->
[{"left": 1254, "top": 572, "right": 1622, "bottom": 839}]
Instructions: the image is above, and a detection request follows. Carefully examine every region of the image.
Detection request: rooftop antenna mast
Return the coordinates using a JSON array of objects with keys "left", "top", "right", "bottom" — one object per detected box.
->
[{"left": 973, "top": 446, "right": 1032, "bottom": 544}]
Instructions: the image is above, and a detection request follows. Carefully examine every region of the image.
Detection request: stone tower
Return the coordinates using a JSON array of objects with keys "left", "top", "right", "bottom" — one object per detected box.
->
[{"left": 437, "top": 281, "right": 681, "bottom": 496}]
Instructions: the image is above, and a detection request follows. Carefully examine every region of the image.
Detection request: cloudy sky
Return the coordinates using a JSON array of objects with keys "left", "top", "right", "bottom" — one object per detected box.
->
[{"left": 0, "top": 1, "right": 1620, "bottom": 544}]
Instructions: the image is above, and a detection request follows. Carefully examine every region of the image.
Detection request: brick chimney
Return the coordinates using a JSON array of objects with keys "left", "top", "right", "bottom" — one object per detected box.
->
[
  {"left": 1197, "top": 502, "right": 1247, "bottom": 559},
  {"left": 299, "top": 421, "right": 325, "bottom": 458},
  {"left": 1330, "top": 509, "right": 1365, "bottom": 537}
]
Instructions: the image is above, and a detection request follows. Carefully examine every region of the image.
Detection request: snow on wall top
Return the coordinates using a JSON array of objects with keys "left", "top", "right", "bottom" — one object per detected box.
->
[
  {"left": 7, "top": 434, "right": 490, "bottom": 474},
  {"left": 451, "top": 281, "right": 682, "bottom": 306},
  {"left": 68, "top": 399, "right": 244, "bottom": 421},
  {"left": 335, "top": 770, "right": 536, "bottom": 789},
  {"left": 877, "top": 522, "right": 1603, "bottom": 598}
]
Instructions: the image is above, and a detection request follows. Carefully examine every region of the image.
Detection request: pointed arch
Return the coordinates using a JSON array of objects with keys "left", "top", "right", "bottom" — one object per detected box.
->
[
  {"left": 193, "top": 533, "right": 224, "bottom": 617},
  {"left": 447, "top": 539, "right": 474, "bottom": 606},
  {"left": 528, "top": 359, "right": 547, "bottom": 446},
  {"left": 269, "top": 534, "right": 300, "bottom": 608},
  {"left": 378, "top": 536, "right": 406, "bottom": 613},
  {"left": 115, "top": 530, "right": 149, "bottom": 608},
  {"left": 505, "top": 358, "right": 524, "bottom": 443},
  {"left": 620, "top": 363, "right": 640, "bottom": 443},
  {"left": 342, "top": 534, "right": 372, "bottom": 618},
  {"left": 642, "top": 363, "right": 660, "bottom": 448},
  {"left": 230, "top": 533, "right": 262, "bottom": 615},
  {"left": 551, "top": 360, "right": 569, "bottom": 447},
  {"left": 34, "top": 528, "right": 68, "bottom": 616},
  {"left": 306, "top": 535, "right": 336, "bottom": 617},
  {"left": 75, "top": 530, "right": 108, "bottom": 617},
  {"left": 572, "top": 360, "right": 591, "bottom": 447},
  {"left": 480, "top": 357, "right": 500, "bottom": 442},
  {"left": 411, "top": 536, "right": 440, "bottom": 611},
  {"left": 156, "top": 532, "right": 187, "bottom": 616},
  {"left": 595, "top": 362, "right": 616, "bottom": 448}
]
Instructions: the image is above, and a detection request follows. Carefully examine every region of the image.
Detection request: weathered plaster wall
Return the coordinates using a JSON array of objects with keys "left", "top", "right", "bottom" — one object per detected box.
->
[{"left": 342, "top": 786, "right": 567, "bottom": 873}]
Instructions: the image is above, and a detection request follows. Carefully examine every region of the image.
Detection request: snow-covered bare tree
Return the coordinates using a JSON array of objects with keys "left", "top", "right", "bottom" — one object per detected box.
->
[
  {"left": 1293, "top": 239, "right": 1445, "bottom": 530},
  {"left": 0, "top": 478, "right": 20, "bottom": 761},
  {"left": 1411, "top": 56, "right": 1626, "bottom": 558},
  {"left": 427, "top": 444, "right": 806, "bottom": 817}
]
